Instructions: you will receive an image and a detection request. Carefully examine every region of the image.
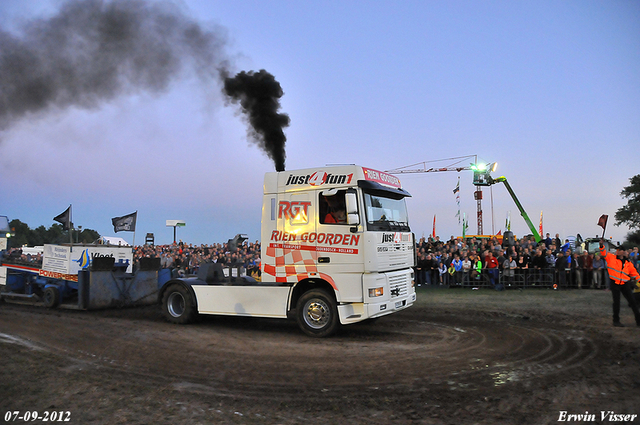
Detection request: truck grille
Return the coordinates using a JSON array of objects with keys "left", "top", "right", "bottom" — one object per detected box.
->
[{"left": 389, "top": 273, "right": 409, "bottom": 298}]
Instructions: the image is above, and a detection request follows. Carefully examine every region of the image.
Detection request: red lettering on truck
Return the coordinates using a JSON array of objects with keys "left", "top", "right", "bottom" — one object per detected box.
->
[
  {"left": 278, "top": 201, "right": 311, "bottom": 221},
  {"left": 272, "top": 232, "right": 360, "bottom": 247}
]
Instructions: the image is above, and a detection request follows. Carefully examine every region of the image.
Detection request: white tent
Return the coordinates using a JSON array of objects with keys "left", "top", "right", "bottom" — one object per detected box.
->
[{"left": 98, "top": 236, "right": 130, "bottom": 246}]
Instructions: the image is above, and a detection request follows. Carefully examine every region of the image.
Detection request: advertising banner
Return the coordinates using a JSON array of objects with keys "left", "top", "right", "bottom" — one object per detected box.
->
[{"left": 43, "top": 245, "right": 133, "bottom": 274}]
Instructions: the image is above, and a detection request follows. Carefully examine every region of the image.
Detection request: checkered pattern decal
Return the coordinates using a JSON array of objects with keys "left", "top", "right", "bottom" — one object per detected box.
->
[{"left": 262, "top": 243, "right": 337, "bottom": 289}]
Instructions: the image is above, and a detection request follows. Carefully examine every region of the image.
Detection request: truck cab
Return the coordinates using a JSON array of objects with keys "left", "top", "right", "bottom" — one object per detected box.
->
[{"left": 160, "top": 165, "right": 416, "bottom": 337}]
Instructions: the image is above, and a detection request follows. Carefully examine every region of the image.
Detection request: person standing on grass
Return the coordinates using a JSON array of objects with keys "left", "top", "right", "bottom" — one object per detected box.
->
[
  {"left": 438, "top": 260, "right": 448, "bottom": 285},
  {"left": 503, "top": 255, "right": 516, "bottom": 287},
  {"left": 471, "top": 254, "right": 482, "bottom": 282},
  {"left": 462, "top": 255, "right": 472, "bottom": 285},
  {"left": 582, "top": 251, "right": 593, "bottom": 289},
  {"left": 599, "top": 240, "right": 640, "bottom": 327},
  {"left": 630, "top": 246, "right": 639, "bottom": 270},
  {"left": 451, "top": 254, "right": 463, "bottom": 285},
  {"left": 555, "top": 251, "right": 567, "bottom": 288},
  {"left": 592, "top": 253, "right": 605, "bottom": 289},
  {"left": 485, "top": 251, "right": 500, "bottom": 289}
]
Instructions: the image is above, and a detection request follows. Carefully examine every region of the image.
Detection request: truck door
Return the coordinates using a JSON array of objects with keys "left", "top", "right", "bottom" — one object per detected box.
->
[{"left": 316, "top": 189, "right": 363, "bottom": 301}]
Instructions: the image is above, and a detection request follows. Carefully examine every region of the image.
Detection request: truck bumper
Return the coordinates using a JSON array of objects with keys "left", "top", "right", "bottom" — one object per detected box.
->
[{"left": 338, "top": 292, "right": 416, "bottom": 325}]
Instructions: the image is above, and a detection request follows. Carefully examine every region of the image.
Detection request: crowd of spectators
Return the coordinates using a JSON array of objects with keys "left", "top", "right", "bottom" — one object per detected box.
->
[
  {"left": 415, "top": 233, "right": 640, "bottom": 290},
  {"left": 4, "top": 232, "right": 639, "bottom": 291},
  {"left": 131, "top": 231, "right": 639, "bottom": 290},
  {"left": 133, "top": 240, "right": 262, "bottom": 278}
]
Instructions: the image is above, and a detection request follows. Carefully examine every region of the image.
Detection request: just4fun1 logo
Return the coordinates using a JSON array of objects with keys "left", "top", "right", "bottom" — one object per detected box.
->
[{"left": 285, "top": 171, "right": 353, "bottom": 186}]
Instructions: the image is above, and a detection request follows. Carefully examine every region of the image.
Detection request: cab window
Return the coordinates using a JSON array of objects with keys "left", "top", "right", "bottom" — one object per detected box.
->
[{"left": 319, "top": 191, "right": 348, "bottom": 225}]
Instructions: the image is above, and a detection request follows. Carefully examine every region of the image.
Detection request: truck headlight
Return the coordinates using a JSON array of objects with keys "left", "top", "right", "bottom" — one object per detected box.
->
[{"left": 369, "top": 287, "right": 384, "bottom": 297}]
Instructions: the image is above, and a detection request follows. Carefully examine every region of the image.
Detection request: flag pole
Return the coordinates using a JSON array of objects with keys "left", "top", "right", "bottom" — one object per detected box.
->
[
  {"left": 129, "top": 211, "right": 137, "bottom": 247},
  {"left": 69, "top": 204, "right": 73, "bottom": 245}
]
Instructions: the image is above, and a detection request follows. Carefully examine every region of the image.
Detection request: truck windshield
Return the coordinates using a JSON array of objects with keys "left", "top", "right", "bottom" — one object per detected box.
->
[{"left": 363, "top": 193, "right": 410, "bottom": 232}]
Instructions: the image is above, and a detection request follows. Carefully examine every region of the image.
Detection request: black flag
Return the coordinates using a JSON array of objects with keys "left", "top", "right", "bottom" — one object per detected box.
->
[
  {"left": 53, "top": 206, "right": 71, "bottom": 230},
  {"left": 112, "top": 212, "right": 137, "bottom": 233}
]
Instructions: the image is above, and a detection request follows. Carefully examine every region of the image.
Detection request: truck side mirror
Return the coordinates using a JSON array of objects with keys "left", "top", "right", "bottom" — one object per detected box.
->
[{"left": 345, "top": 192, "right": 359, "bottom": 225}]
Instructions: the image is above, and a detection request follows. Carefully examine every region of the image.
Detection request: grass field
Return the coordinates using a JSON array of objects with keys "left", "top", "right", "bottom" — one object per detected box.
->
[{"left": 415, "top": 286, "right": 626, "bottom": 325}]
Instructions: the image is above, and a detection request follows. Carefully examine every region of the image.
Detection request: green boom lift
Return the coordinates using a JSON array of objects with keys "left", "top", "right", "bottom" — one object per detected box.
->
[{"left": 472, "top": 167, "right": 541, "bottom": 243}]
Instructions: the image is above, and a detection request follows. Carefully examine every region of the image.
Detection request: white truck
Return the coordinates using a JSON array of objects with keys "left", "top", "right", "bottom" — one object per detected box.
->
[{"left": 159, "top": 165, "right": 416, "bottom": 336}]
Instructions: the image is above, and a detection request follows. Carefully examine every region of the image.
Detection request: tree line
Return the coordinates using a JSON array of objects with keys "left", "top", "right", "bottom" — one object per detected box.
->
[
  {"left": 616, "top": 174, "right": 640, "bottom": 248},
  {"left": 6, "top": 219, "right": 100, "bottom": 248}
]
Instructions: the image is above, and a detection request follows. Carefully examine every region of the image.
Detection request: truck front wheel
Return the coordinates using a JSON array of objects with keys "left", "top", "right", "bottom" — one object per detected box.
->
[
  {"left": 296, "top": 289, "right": 339, "bottom": 337},
  {"left": 162, "top": 284, "right": 197, "bottom": 324}
]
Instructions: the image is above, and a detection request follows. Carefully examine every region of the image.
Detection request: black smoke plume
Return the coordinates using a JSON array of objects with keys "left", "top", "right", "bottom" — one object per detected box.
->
[
  {"left": 0, "top": 0, "right": 228, "bottom": 130},
  {"left": 223, "top": 70, "right": 289, "bottom": 172}
]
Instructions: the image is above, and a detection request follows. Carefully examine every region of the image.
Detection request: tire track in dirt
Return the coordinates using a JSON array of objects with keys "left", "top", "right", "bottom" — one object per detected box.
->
[{"left": 0, "top": 303, "right": 599, "bottom": 403}]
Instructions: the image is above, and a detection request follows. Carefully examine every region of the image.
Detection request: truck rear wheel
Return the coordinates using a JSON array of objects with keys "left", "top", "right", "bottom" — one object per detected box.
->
[
  {"left": 43, "top": 286, "right": 60, "bottom": 308},
  {"left": 162, "top": 284, "right": 196, "bottom": 324},
  {"left": 296, "top": 289, "right": 339, "bottom": 337}
]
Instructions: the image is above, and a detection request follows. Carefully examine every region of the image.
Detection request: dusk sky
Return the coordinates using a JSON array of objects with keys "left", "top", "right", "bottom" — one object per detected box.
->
[{"left": 1, "top": 0, "right": 638, "bottom": 246}]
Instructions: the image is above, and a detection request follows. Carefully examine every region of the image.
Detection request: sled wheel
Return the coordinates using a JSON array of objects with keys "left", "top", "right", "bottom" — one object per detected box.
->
[{"left": 43, "top": 286, "right": 60, "bottom": 308}]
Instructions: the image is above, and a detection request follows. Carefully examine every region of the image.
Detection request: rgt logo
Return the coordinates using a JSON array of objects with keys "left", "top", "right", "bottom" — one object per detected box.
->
[
  {"left": 279, "top": 201, "right": 311, "bottom": 221},
  {"left": 286, "top": 171, "right": 354, "bottom": 186}
]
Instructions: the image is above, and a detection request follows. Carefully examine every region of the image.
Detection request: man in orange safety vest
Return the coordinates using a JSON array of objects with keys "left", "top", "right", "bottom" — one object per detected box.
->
[{"left": 599, "top": 240, "right": 640, "bottom": 327}]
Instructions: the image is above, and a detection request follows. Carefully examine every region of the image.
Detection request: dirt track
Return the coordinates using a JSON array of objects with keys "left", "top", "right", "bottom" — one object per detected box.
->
[{"left": 1, "top": 288, "right": 639, "bottom": 424}]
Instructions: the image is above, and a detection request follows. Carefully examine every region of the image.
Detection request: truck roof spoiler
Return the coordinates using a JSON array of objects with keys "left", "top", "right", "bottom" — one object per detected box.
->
[{"left": 358, "top": 180, "right": 411, "bottom": 199}]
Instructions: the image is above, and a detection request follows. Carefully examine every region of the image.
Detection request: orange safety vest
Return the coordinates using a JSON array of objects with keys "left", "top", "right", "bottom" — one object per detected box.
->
[{"left": 600, "top": 246, "right": 640, "bottom": 285}]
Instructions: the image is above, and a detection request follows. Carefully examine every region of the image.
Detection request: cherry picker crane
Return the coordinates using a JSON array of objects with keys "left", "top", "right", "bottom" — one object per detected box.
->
[{"left": 387, "top": 156, "right": 541, "bottom": 243}]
